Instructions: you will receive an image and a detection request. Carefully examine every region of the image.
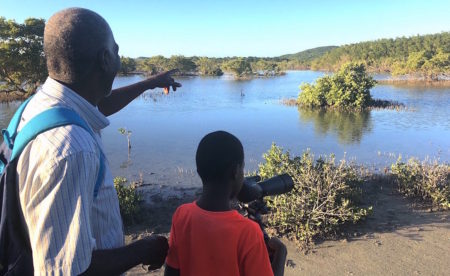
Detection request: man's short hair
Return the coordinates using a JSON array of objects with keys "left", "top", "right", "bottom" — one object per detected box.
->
[
  {"left": 196, "top": 131, "right": 244, "bottom": 183},
  {"left": 44, "top": 8, "right": 111, "bottom": 83}
]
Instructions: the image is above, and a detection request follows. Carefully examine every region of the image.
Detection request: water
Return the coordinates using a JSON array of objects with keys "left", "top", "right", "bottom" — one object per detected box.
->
[{"left": 1, "top": 71, "right": 449, "bottom": 186}]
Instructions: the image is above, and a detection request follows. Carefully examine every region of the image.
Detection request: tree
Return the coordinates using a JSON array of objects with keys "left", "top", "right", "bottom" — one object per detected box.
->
[
  {"left": 138, "top": 55, "right": 168, "bottom": 75},
  {"left": 195, "top": 57, "right": 223, "bottom": 76},
  {"left": 252, "top": 60, "right": 281, "bottom": 76},
  {"left": 298, "top": 62, "right": 376, "bottom": 109},
  {"left": 119, "top": 56, "right": 136, "bottom": 75},
  {"left": 167, "top": 55, "right": 196, "bottom": 75},
  {"left": 0, "top": 17, "right": 47, "bottom": 96},
  {"left": 221, "top": 58, "right": 252, "bottom": 77}
]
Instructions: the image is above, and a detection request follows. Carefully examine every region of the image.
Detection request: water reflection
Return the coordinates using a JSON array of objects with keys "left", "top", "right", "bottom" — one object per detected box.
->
[{"left": 298, "top": 108, "right": 373, "bottom": 144}]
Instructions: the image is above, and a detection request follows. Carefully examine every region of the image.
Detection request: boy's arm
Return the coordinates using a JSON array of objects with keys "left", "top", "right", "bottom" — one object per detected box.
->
[
  {"left": 165, "top": 209, "right": 181, "bottom": 276},
  {"left": 164, "top": 265, "right": 180, "bottom": 276},
  {"left": 268, "top": 237, "right": 288, "bottom": 276}
]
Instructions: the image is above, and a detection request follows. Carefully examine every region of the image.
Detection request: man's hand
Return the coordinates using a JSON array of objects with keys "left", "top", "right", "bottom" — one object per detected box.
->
[
  {"left": 148, "top": 69, "right": 182, "bottom": 94},
  {"left": 98, "top": 69, "right": 183, "bottom": 116},
  {"left": 81, "top": 235, "right": 169, "bottom": 275},
  {"left": 139, "top": 235, "right": 169, "bottom": 270}
]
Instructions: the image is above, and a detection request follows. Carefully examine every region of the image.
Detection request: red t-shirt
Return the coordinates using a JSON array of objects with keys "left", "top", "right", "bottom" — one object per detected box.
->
[{"left": 166, "top": 202, "right": 273, "bottom": 276}]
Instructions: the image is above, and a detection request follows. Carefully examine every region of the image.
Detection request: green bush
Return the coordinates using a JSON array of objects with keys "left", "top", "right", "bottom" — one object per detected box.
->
[
  {"left": 114, "top": 177, "right": 143, "bottom": 226},
  {"left": 391, "top": 157, "right": 450, "bottom": 210},
  {"left": 298, "top": 62, "right": 376, "bottom": 109},
  {"left": 259, "top": 144, "right": 371, "bottom": 249}
]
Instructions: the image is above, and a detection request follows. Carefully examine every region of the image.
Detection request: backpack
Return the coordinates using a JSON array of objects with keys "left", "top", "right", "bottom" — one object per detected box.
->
[{"left": 0, "top": 97, "right": 105, "bottom": 275}]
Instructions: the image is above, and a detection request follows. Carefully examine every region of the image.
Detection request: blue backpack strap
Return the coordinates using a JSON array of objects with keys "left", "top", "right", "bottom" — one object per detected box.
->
[
  {"left": 10, "top": 107, "right": 105, "bottom": 198},
  {"left": 1, "top": 96, "right": 34, "bottom": 149}
]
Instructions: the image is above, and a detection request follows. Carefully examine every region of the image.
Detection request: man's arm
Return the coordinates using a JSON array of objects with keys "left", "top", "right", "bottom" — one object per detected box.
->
[
  {"left": 98, "top": 69, "right": 181, "bottom": 116},
  {"left": 268, "top": 237, "right": 288, "bottom": 276},
  {"left": 81, "top": 236, "right": 168, "bottom": 276}
]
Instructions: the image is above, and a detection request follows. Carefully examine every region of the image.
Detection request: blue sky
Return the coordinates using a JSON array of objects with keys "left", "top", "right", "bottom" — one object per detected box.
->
[{"left": 1, "top": 0, "right": 449, "bottom": 58}]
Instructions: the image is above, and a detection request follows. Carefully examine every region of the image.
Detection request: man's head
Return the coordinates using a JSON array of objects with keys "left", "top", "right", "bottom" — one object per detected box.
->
[
  {"left": 44, "top": 8, "right": 120, "bottom": 103},
  {"left": 196, "top": 131, "right": 245, "bottom": 198}
]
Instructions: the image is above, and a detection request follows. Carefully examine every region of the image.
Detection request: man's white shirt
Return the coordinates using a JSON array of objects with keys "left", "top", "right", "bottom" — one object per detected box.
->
[{"left": 16, "top": 77, "right": 124, "bottom": 276}]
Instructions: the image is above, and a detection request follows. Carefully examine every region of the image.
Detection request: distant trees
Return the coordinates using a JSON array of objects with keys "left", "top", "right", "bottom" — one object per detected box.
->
[
  {"left": 0, "top": 17, "right": 47, "bottom": 96},
  {"left": 252, "top": 60, "right": 281, "bottom": 76},
  {"left": 166, "top": 55, "right": 196, "bottom": 74},
  {"left": 309, "top": 32, "right": 450, "bottom": 80},
  {"left": 119, "top": 56, "right": 136, "bottom": 75},
  {"left": 221, "top": 58, "right": 252, "bottom": 77},
  {"left": 195, "top": 57, "right": 223, "bottom": 76},
  {"left": 392, "top": 49, "right": 450, "bottom": 80},
  {"left": 298, "top": 63, "right": 376, "bottom": 109},
  {"left": 134, "top": 55, "right": 285, "bottom": 78}
]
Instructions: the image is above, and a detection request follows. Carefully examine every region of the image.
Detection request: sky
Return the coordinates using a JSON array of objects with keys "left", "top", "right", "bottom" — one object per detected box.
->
[{"left": 1, "top": 0, "right": 450, "bottom": 58}]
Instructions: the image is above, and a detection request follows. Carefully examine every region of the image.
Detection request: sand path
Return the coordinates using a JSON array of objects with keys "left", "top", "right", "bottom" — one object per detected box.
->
[{"left": 126, "top": 180, "right": 450, "bottom": 275}]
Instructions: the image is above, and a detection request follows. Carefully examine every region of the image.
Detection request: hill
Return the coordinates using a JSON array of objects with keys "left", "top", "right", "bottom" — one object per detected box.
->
[
  {"left": 278, "top": 46, "right": 338, "bottom": 62},
  {"left": 310, "top": 32, "right": 450, "bottom": 79}
]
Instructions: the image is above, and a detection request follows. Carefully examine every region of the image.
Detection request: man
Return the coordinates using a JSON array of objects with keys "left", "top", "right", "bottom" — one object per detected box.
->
[{"left": 15, "top": 8, "right": 181, "bottom": 275}]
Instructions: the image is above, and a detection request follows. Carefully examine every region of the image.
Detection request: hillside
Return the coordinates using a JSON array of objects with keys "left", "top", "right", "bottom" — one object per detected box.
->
[
  {"left": 310, "top": 32, "right": 450, "bottom": 79},
  {"left": 278, "top": 46, "right": 338, "bottom": 62}
]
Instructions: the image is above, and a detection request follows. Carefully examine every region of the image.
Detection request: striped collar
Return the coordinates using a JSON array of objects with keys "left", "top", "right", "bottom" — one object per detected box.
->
[{"left": 40, "top": 77, "right": 110, "bottom": 132}]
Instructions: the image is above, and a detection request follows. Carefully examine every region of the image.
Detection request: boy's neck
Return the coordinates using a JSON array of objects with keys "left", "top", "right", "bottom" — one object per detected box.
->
[{"left": 197, "top": 183, "right": 232, "bottom": 212}]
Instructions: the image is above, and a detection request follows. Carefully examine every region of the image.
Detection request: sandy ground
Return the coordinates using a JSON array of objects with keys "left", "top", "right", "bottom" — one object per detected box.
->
[{"left": 125, "top": 179, "right": 450, "bottom": 276}]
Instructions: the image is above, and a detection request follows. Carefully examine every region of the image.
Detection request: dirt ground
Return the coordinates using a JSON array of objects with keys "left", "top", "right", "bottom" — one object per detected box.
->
[{"left": 125, "top": 179, "right": 450, "bottom": 276}]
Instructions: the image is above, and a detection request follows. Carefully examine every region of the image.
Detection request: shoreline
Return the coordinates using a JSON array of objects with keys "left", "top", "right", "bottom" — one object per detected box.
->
[
  {"left": 2, "top": 71, "right": 449, "bottom": 104},
  {"left": 377, "top": 78, "right": 450, "bottom": 87}
]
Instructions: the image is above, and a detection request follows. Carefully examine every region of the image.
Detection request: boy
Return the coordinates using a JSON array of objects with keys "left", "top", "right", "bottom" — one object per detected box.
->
[{"left": 165, "top": 131, "right": 287, "bottom": 276}]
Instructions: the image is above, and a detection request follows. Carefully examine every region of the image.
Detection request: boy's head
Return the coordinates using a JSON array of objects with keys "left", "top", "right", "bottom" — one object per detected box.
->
[{"left": 196, "top": 131, "right": 244, "bottom": 197}]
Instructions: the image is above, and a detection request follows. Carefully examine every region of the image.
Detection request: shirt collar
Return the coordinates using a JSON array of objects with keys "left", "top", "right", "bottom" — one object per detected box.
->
[{"left": 41, "top": 77, "right": 110, "bottom": 132}]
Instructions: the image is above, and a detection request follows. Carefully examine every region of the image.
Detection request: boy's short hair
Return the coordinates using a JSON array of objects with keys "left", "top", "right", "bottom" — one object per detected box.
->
[{"left": 196, "top": 131, "right": 244, "bottom": 182}]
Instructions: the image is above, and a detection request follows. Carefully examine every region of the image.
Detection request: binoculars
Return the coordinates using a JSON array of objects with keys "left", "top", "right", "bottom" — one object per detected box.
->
[{"left": 237, "top": 173, "right": 294, "bottom": 203}]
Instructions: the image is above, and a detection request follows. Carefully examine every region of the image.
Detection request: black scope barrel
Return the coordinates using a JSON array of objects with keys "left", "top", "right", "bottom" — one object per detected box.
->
[{"left": 237, "top": 173, "right": 294, "bottom": 203}]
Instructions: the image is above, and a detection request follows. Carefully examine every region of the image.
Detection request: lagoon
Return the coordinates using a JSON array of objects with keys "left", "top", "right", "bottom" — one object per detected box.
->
[{"left": 1, "top": 71, "right": 449, "bottom": 186}]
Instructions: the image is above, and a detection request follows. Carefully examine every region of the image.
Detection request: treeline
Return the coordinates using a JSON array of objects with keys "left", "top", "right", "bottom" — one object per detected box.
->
[
  {"left": 120, "top": 55, "right": 289, "bottom": 77},
  {"left": 2, "top": 16, "right": 449, "bottom": 97},
  {"left": 309, "top": 32, "right": 450, "bottom": 80}
]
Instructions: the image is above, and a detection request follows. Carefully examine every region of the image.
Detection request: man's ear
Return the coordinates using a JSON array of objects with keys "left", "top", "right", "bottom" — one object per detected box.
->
[{"left": 98, "top": 48, "right": 113, "bottom": 72}]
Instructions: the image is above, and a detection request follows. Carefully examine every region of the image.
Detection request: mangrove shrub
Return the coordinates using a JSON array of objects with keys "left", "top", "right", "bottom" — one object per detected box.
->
[
  {"left": 391, "top": 157, "right": 450, "bottom": 210},
  {"left": 298, "top": 62, "right": 376, "bottom": 109},
  {"left": 259, "top": 144, "right": 371, "bottom": 249},
  {"left": 114, "top": 177, "right": 143, "bottom": 226}
]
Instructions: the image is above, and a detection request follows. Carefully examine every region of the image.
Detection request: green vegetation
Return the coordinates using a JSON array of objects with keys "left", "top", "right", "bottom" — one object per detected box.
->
[
  {"left": 391, "top": 157, "right": 450, "bottom": 210},
  {"left": 118, "top": 127, "right": 132, "bottom": 150},
  {"left": 195, "top": 57, "right": 223, "bottom": 76},
  {"left": 114, "top": 177, "right": 143, "bottom": 226},
  {"left": 0, "top": 17, "right": 47, "bottom": 96},
  {"left": 310, "top": 32, "right": 450, "bottom": 80},
  {"left": 278, "top": 46, "right": 338, "bottom": 64},
  {"left": 221, "top": 58, "right": 253, "bottom": 77},
  {"left": 135, "top": 55, "right": 283, "bottom": 78},
  {"left": 259, "top": 144, "right": 371, "bottom": 249},
  {"left": 119, "top": 56, "right": 137, "bottom": 75},
  {"left": 298, "top": 63, "right": 377, "bottom": 109}
]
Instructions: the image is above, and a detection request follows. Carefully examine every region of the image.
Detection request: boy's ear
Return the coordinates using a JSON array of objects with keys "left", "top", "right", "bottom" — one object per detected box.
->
[{"left": 230, "top": 164, "right": 240, "bottom": 180}]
